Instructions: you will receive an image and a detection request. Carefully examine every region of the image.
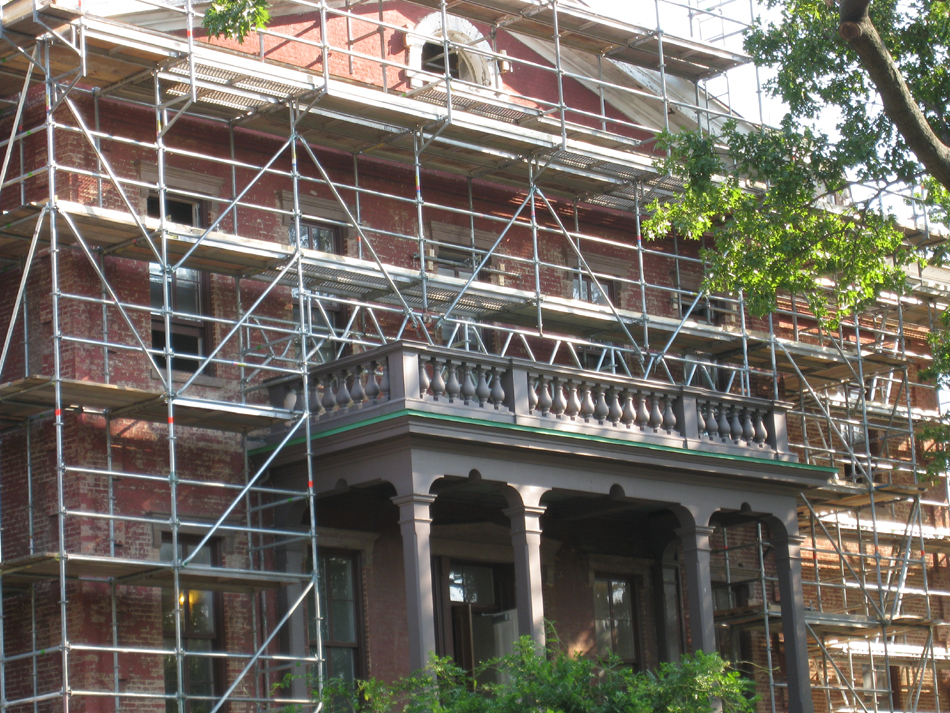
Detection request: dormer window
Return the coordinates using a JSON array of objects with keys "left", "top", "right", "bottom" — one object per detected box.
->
[
  {"left": 422, "top": 43, "right": 460, "bottom": 79},
  {"left": 407, "top": 13, "right": 501, "bottom": 91}
]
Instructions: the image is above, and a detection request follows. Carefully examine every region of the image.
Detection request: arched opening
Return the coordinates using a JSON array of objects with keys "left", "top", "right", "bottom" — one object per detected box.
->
[{"left": 407, "top": 13, "right": 500, "bottom": 91}]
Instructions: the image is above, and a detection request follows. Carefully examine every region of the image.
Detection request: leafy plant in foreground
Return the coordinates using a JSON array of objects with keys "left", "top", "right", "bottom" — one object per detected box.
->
[{"left": 315, "top": 638, "right": 755, "bottom": 713}]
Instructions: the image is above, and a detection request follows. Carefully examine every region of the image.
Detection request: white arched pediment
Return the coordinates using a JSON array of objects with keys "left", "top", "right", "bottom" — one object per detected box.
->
[{"left": 406, "top": 12, "right": 499, "bottom": 90}]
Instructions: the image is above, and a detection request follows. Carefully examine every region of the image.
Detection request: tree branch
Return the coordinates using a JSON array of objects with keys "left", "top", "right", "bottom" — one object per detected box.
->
[{"left": 838, "top": 2, "right": 950, "bottom": 191}]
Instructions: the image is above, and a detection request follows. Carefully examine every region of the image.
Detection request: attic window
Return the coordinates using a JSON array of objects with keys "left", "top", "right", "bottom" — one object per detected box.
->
[
  {"left": 422, "top": 43, "right": 461, "bottom": 79},
  {"left": 407, "top": 13, "right": 500, "bottom": 90}
]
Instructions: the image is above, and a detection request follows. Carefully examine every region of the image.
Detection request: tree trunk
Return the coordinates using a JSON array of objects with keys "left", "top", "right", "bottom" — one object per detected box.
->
[{"left": 839, "top": 0, "right": 950, "bottom": 191}]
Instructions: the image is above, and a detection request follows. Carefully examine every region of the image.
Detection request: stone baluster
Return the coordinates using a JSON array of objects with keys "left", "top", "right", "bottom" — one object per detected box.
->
[
  {"left": 378, "top": 361, "right": 390, "bottom": 400},
  {"left": 742, "top": 408, "right": 755, "bottom": 442},
  {"left": 351, "top": 366, "right": 366, "bottom": 406},
  {"left": 729, "top": 406, "right": 742, "bottom": 442},
  {"left": 696, "top": 401, "right": 706, "bottom": 436},
  {"left": 621, "top": 392, "right": 636, "bottom": 427},
  {"left": 649, "top": 393, "right": 663, "bottom": 430},
  {"left": 527, "top": 375, "right": 539, "bottom": 413},
  {"left": 418, "top": 359, "right": 430, "bottom": 397},
  {"left": 705, "top": 402, "right": 718, "bottom": 439},
  {"left": 636, "top": 392, "right": 650, "bottom": 429},
  {"left": 593, "top": 387, "right": 609, "bottom": 424},
  {"left": 580, "top": 384, "right": 596, "bottom": 421},
  {"left": 445, "top": 360, "right": 461, "bottom": 402},
  {"left": 282, "top": 386, "right": 298, "bottom": 411},
  {"left": 662, "top": 396, "right": 676, "bottom": 433},
  {"left": 551, "top": 379, "right": 567, "bottom": 417},
  {"left": 607, "top": 389, "right": 623, "bottom": 426},
  {"left": 309, "top": 382, "right": 324, "bottom": 416},
  {"left": 430, "top": 358, "right": 446, "bottom": 400},
  {"left": 754, "top": 410, "right": 768, "bottom": 445},
  {"left": 566, "top": 381, "right": 581, "bottom": 419},
  {"left": 321, "top": 374, "right": 337, "bottom": 412},
  {"left": 365, "top": 361, "right": 380, "bottom": 402},
  {"left": 336, "top": 370, "right": 352, "bottom": 408},
  {"left": 489, "top": 368, "right": 505, "bottom": 409},
  {"left": 717, "top": 404, "right": 730, "bottom": 441},
  {"left": 476, "top": 366, "right": 491, "bottom": 406},
  {"left": 462, "top": 364, "right": 477, "bottom": 404},
  {"left": 537, "top": 376, "right": 552, "bottom": 415}
]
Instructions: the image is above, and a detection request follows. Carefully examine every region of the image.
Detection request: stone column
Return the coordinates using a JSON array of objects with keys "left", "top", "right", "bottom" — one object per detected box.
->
[
  {"left": 773, "top": 532, "right": 814, "bottom": 713},
  {"left": 504, "top": 504, "right": 546, "bottom": 647},
  {"left": 676, "top": 524, "right": 717, "bottom": 653},
  {"left": 392, "top": 493, "right": 438, "bottom": 672}
]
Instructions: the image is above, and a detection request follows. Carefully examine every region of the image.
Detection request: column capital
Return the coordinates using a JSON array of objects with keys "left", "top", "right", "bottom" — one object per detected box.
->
[
  {"left": 392, "top": 493, "right": 437, "bottom": 526},
  {"left": 675, "top": 524, "right": 717, "bottom": 553},
  {"left": 504, "top": 505, "right": 545, "bottom": 536},
  {"left": 391, "top": 493, "right": 438, "bottom": 507}
]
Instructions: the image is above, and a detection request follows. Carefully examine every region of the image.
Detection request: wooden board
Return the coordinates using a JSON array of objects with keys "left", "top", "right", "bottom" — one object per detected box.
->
[
  {"left": 0, "top": 375, "right": 296, "bottom": 432},
  {"left": 0, "top": 552, "right": 300, "bottom": 593}
]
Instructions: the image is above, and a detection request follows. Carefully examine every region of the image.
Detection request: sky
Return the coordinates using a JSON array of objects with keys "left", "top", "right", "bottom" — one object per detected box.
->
[{"left": 583, "top": 0, "right": 787, "bottom": 126}]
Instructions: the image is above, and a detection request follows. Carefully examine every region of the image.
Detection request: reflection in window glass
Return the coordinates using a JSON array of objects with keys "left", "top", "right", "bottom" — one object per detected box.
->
[
  {"left": 290, "top": 223, "right": 340, "bottom": 253},
  {"left": 162, "top": 537, "right": 218, "bottom": 713},
  {"left": 593, "top": 577, "right": 638, "bottom": 665},
  {"left": 448, "top": 564, "right": 495, "bottom": 605},
  {"left": 573, "top": 274, "right": 614, "bottom": 306}
]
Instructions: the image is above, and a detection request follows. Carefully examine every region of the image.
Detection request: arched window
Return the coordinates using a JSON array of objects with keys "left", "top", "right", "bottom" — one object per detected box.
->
[{"left": 407, "top": 13, "right": 500, "bottom": 90}]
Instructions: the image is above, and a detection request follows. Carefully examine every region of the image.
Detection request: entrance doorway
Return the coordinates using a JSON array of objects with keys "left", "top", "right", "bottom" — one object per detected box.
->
[{"left": 436, "top": 559, "right": 518, "bottom": 684}]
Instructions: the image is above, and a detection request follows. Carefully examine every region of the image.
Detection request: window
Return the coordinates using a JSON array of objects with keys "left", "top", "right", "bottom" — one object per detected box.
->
[
  {"left": 161, "top": 536, "right": 220, "bottom": 713},
  {"left": 310, "top": 551, "right": 363, "bottom": 683},
  {"left": 435, "top": 249, "right": 492, "bottom": 352},
  {"left": 422, "top": 42, "right": 462, "bottom": 79},
  {"left": 573, "top": 272, "right": 615, "bottom": 307},
  {"left": 407, "top": 14, "right": 500, "bottom": 90},
  {"left": 148, "top": 196, "right": 210, "bottom": 374},
  {"left": 449, "top": 563, "right": 496, "bottom": 605},
  {"left": 290, "top": 221, "right": 341, "bottom": 254},
  {"left": 593, "top": 576, "right": 639, "bottom": 667}
]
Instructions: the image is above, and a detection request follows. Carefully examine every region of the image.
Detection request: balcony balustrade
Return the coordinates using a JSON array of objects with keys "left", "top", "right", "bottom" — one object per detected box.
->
[{"left": 267, "top": 341, "right": 793, "bottom": 461}]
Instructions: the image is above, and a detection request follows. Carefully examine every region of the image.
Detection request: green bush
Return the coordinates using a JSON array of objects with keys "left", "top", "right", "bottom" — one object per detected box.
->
[{"left": 316, "top": 638, "right": 755, "bottom": 713}]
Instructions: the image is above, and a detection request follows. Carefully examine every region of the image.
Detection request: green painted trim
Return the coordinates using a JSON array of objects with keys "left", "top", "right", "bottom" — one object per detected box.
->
[{"left": 250, "top": 408, "right": 834, "bottom": 473}]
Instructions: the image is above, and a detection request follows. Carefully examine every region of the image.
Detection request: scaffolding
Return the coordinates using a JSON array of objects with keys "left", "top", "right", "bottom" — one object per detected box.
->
[{"left": 0, "top": 0, "right": 945, "bottom": 711}]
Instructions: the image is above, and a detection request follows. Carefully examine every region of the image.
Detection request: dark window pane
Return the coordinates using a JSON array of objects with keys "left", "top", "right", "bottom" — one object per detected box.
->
[{"left": 327, "top": 647, "right": 356, "bottom": 683}]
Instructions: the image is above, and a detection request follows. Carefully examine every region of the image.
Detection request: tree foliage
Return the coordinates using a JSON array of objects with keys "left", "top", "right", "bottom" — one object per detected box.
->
[
  {"left": 203, "top": 0, "right": 270, "bottom": 39},
  {"left": 315, "top": 640, "right": 754, "bottom": 713},
  {"left": 747, "top": 0, "right": 950, "bottom": 190},
  {"left": 642, "top": 118, "right": 907, "bottom": 322}
]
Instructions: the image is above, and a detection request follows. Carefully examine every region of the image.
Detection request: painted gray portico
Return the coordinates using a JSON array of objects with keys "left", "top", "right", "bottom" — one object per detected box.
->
[{"left": 259, "top": 343, "right": 833, "bottom": 713}]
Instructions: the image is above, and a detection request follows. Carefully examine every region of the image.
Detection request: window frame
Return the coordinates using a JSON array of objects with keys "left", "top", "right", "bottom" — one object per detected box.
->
[{"left": 310, "top": 549, "right": 365, "bottom": 684}]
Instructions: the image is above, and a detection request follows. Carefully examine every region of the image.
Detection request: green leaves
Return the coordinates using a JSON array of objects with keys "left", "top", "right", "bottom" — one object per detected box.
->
[
  {"left": 746, "top": 0, "right": 950, "bottom": 186},
  {"left": 315, "top": 640, "right": 754, "bottom": 713},
  {"left": 202, "top": 0, "right": 270, "bottom": 40},
  {"left": 643, "top": 120, "right": 909, "bottom": 324}
]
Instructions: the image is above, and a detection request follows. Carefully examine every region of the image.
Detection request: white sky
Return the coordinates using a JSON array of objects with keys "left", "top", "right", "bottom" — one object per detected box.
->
[{"left": 584, "top": 0, "right": 788, "bottom": 126}]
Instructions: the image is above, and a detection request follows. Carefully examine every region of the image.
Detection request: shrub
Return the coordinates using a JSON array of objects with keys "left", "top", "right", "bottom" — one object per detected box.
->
[{"left": 317, "top": 638, "right": 754, "bottom": 713}]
